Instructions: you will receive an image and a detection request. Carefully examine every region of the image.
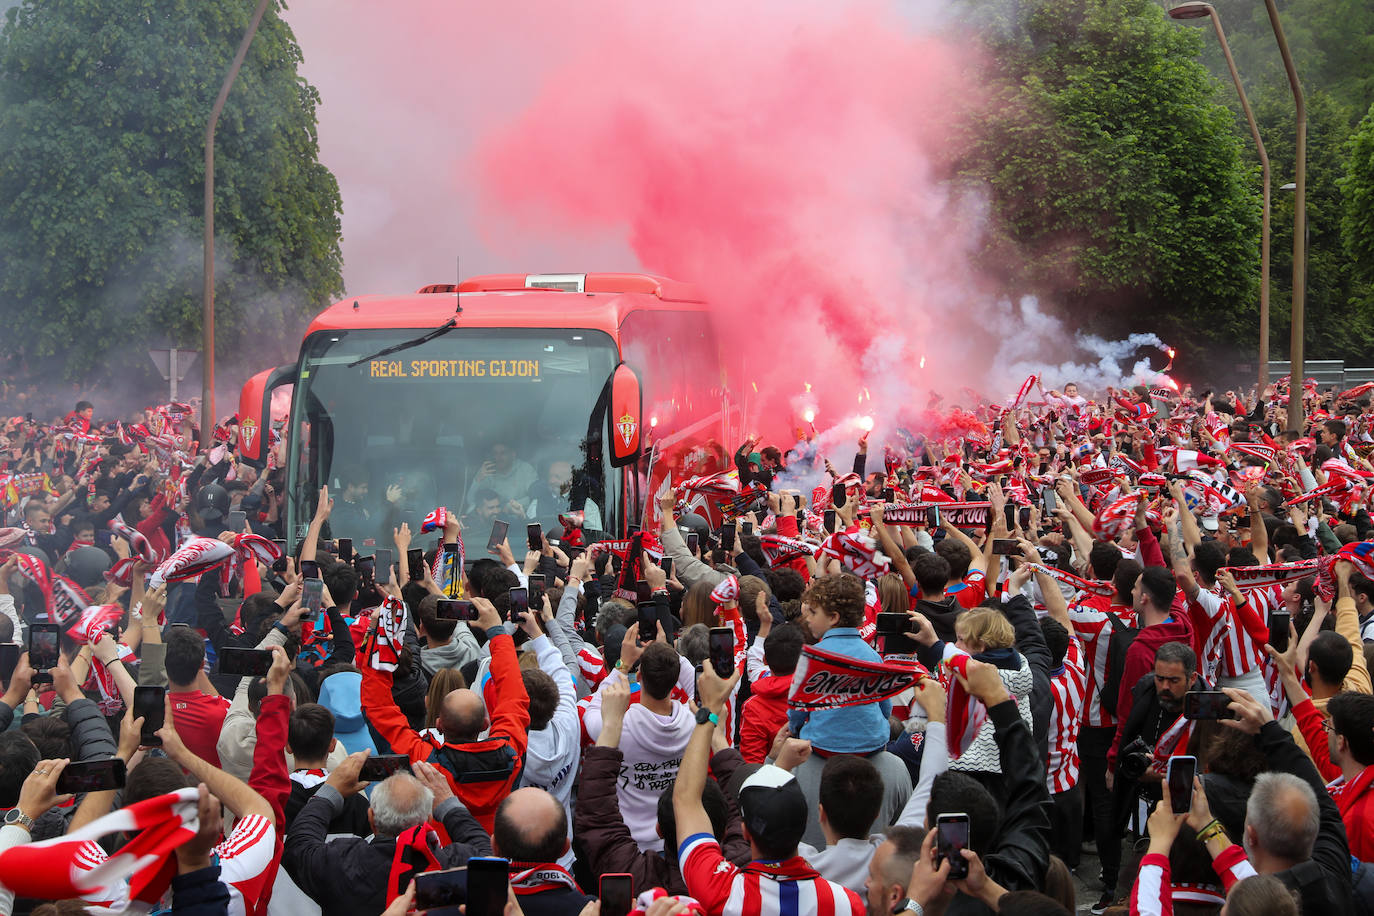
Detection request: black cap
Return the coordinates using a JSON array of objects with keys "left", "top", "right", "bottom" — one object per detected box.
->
[{"left": 737, "top": 764, "right": 808, "bottom": 847}]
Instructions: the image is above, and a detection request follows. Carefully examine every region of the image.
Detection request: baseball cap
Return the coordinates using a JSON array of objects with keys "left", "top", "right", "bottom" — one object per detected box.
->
[
  {"left": 737, "top": 764, "right": 808, "bottom": 845},
  {"left": 1201, "top": 516, "right": 1220, "bottom": 532},
  {"left": 317, "top": 671, "right": 378, "bottom": 756}
]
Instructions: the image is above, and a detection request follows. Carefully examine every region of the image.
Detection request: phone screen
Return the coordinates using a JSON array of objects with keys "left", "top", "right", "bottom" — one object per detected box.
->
[
  {"left": 881, "top": 487, "right": 895, "bottom": 503},
  {"left": 272, "top": 539, "right": 288, "bottom": 572},
  {"left": 413, "top": 867, "right": 466, "bottom": 911},
  {"left": 991, "top": 539, "right": 1021, "bottom": 556},
  {"left": 831, "top": 482, "right": 846, "bottom": 508},
  {"left": 661, "top": 557, "right": 674, "bottom": 581},
  {"left": 824, "top": 509, "right": 837, "bottom": 533},
  {"left": 686, "top": 532, "right": 699, "bottom": 555},
  {"left": 1167, "top": 755, "right": 1196, "bottom": 815},
  {"left": 925, "top": 507, "right": 940, "bottom": 528},
  {"left": 57, "top": 758, "right": 127, "bottom": 794},
  {"left": 28, "top": 624, "right": 58, "bottom": 674},
  {"left": 226, "top": 510, "right": 247, "bottom": 532},
  {"left": 302, "top": 578, "right": 324, "bottom": 614},
  {"left": 635, "top": 580, "right": 651, "bottom": 604},
  {"left": 488, "top": 520, "right": 510, "bottom": 551},
  {"left": 719, "top": 525, "right": 737, "bottom": 553},
  {"left": 336, "top": 537, "right": 353, "bottom": 563},
  {"left": 1268, "top": 611, "right": 1291, "bottom": 653},
  {"left": 465, "top": 857, "right": 510, "bottom": 916},
  {"left": 637, "top": 602, "right": 658, "bottom": 641},
  {"left": 374, "top": 549, "right": 393, "bottom": 586},
  {"left": 528, "top": 574, "right": 545, "bottom": 611},
  {"left": 1018, "top": 507, "right": 1032, "bottom": 529},
  {"left": 876, "top": 612, "right": 910, "bottom": 636},
  {"left": 527, "top": 523, "right": 542, "bottom": 552},
  {"left": 358, "top": 754, "right": 412, "bottom": 782},
  {"left": 357, "top": 556, "right": 375, "bottom": 584},
  {"left": 508, "top": 587, "right": 529, "bottom": 618},
  {"left": 741, "top": 521, "right": 754, "bottom": 537},
  {"left": 134, "top": 686, "right": 166, "bottom": 746},
  {"left": 1043, "top": 490, "right": 1058, "bottom": 514},
  {"left": 299, "top": 559, "right": 320, "bottom": 580},
  {"left": 709, "top": 627, "right": 735, "bottom": 677},
  {"left": 1183, "top": 691, "right": 1237, "bottom": 720},
  {"left": 219, "top": 647, "right": 274, "bottom": 677},
  {"left": 406, "top": 548, "right": 423, "bottom": 580},
  {"left": 936, "top": 814, "right": 970, "bottom": 879},
  {"left": 436, "top": 599, "right": 475, "bottom": 621},
  {"left": 599, "top": 874, "right": 634, "bottom": 916}
]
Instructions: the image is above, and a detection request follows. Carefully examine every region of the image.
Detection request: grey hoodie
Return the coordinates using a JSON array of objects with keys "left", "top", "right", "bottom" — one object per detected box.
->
[{"left": 420, "top": 625, "right": 481, "bottom": 677}]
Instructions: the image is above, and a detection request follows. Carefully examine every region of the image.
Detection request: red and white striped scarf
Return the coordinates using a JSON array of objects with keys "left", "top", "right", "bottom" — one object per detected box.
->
[{"left": 366, "top": 595, "right": 408, "bottom": 672}]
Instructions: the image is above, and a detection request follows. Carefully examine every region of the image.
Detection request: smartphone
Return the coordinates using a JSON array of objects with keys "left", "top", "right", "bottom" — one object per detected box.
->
[
  {"left": 709, "top": 626, "right": 735, "bottom": 677},
  {"left": 219, "top": 647, "right": 274, "bottom": 677},
  {"left": 413, "top": 866, "right": 466, "bottom": 912},
  {"left": 686, "top": 532, "right": 700, "bottom": 556},
  {"left": 406, "top": 548, "right": 423, "bottom": 580},
  {"left": 719, "top": 525, "right": 737, "bottom": 553},
  {"left": 991, "top": 539, "right": 1021, "bottom": 556},
  {"left": 599, "top": 874, "right": 634, "bottom": 916},
  {"left": 272, "top": 539, "right": 288, "bottom": 572},
  {"left": 336, "top": 537, "right": 353, "bottom": 563},
  {"left": 881, "top": 487, "right": 895, "bottom": 503},
  {"left": 1003, "top": 504, "right": 1017, "bottom": 530},
  {"left": 936, "top": 813, "right": 970, "bottom": 880},
  {"left": 56, "top": 757, "right": 127, "bottom": 794},
  {"left": 435, "top": 599, "right": 476, "bottom": 621},
  {"left": 508, "top": 587, "right": 529, "bottom": 619},
  {"left": 876, "top": 612, "right": 910, "bottom": 636},
  {"left": 358, "top": 753, "right": 412, "bottom": 782},
  {"left": 926, "top": 507, "right": 940, "bottom": 528},
  {"left": 226, "top": 510, "right": 247, "bottom": 532},
  {"left": 824, "top": 509, "right": 837, "bottom": 533},
  {"left": 527, "top": 574, "right": 545, "bottom": 611},
  {"left": 527, "top": 523, "right": 542, "bottom": 552},
  {"left": 465, "top": 857, "right": 511, "bottom": 916},
  {"left": 0, "top": 645, "right": 18, "bottom": 684},
  {"left": 357, "top": 555, "right": 375, "bottom": 585},
  {"left": 1268, "top": 611, "right": 1291, "bottom": 653},
  {"left": 299, "top": 559, "right": 320, "bottom": 580},
  {"left": 741, "top": 521, "right": 754, "bottom": 537},
  {"left": 637, "top": 601, "right": 658, "bottom": 641},
  {"left": 28, "top": 623, "right": 58, "bottom": 683},
  {"left": 302, "top": 577, "right": 324, "bottom": 614},
  {"left": 488, "top": 520, "right": 510, "bottom": 551},
  {"left": 134, "top": 685, "right": 166, "bottom": 747},
  {"left": 1183, "top": 690, "right": 1237, "bottom": 720},
  {"left": 661, "top": 557, "right": 674, "bottom": 581},
  {"left": 635, "top": 580, "right": 651, "bottom": 604},
  {"left": 1018, "top": 506, "right": 1032, "bottom": 529},
  {"left": 832, "top": 482, "right": 847, "bottom": 508},
  {"left": 1043, "top": 489, "right": 1058, "bottom": 514},
  {"left": 1166, "top": 755, "right": 1196, "bottom": 815},
  {"left": 374, "top": 548, "right": 393, "bottom": 586}
]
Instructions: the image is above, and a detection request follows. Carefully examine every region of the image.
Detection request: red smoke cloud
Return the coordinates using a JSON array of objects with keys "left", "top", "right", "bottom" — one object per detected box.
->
[{"left": 470, "top": 0, "right": 994, "bottom": 440}]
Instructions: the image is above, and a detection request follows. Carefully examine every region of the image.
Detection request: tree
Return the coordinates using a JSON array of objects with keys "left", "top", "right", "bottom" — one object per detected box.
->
[
  {"left": 1342, "top": 101, "right": 1374, "bottom": 281},
  {"left": 959, "top": 0, "right": 1262, "bottom": 359},
  {"left": 0, "top": 0, "right": 342, "bottom": 389}
]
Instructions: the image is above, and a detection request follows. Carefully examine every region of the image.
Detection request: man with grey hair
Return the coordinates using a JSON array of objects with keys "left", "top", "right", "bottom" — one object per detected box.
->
[
  {"left": 1184, "top": 686, "right": 1355, "bottom": 916},
  {"left": 284, "top": 751, "right": 492, "bottom": 916}
]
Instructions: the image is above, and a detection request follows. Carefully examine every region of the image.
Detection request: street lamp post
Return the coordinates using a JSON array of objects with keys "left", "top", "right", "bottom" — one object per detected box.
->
[
  {"left": 1259, "top": 0, "right": 1307, "bottom": 431},
  {"left": 1168, "top": 1, "right": 1270, "bottom": 398},
  {"left": 202, "top": 0, "right": 274, "bottom": 440}
]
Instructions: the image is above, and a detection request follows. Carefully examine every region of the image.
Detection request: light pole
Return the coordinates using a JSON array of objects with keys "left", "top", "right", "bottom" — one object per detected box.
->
[
  {"left": 1259, "top": 0, "right": 1307, "bottom": 431},
  {"left": 1168, "top": 1, "right": 1270, "bottom": 398},
  {"left": 202, "top": 0, "right": 274, "bottom": 440}
]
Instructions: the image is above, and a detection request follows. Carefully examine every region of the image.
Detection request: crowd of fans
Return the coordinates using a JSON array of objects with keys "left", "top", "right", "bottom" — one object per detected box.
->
[{"left": 0, "top": 375, "right": 1372, "bottom": 916}]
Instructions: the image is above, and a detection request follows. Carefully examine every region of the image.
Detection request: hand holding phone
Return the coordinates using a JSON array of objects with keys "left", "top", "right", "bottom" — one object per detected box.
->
[
  {"left": 465, "top": 857, "right": 511, "bottom": 916},
  {"left": 708, "top": 627, "right": 735, "bottom": 677},
  {"left": 358, "top": 754, "right": 412, "bottom": 781},
  {"left": 57, "top": 758, "right": 127, "bottom": 794},
  {"left": 27, "top": 624, "right": 58, "bottom": 684},
  {"left": 374, "top": 549, "right": 393, "bottom": 586},
  {"left": 134, "top": 686, "right": 166, "bottom": 747},
  {"left": 1166, "top": 755, "right": 1196, "bottom": 815},
  {"left": 936, "top": 813, "right": 970, "bottom": 879},
  {"left": 488, "top": 520, "right": 510, "bottom": 552},
  {"left": 1268, "top": 611, "right": 1291, "bottom": 654},
  {"left": 218, "top": 647, "right": 275, "bottom": 677},
  {"left": 526, "top": 523, "right": 543, "bottom": 552}
]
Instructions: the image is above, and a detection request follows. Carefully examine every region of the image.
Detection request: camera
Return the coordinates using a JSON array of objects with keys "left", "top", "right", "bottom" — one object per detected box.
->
[{"left": 1117, "top": 737, "right": 1152, "bottom": 782}]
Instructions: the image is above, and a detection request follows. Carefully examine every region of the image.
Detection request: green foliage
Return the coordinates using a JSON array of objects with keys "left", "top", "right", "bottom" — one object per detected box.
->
[
  {"left": 1342, "top": 101, "right": 1374, "bottom": 280},
  {"left": 960, "top": 0, "right": 1262, "bottom": 355},
  {"left": 0, "top": 0, "right": 343, "bottom": 386}
]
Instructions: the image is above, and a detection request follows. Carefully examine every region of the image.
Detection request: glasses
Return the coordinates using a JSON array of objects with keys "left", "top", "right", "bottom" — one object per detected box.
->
[{"left": 1322, "top": 718, "right": 1335, "bottom": 734}]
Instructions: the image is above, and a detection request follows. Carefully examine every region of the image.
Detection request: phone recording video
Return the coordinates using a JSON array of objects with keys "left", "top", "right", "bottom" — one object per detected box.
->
[
  {"left": 1268, "top": 611, "right": 1291, "bottom": 653},
  {"left": 527, "top": 523, "right": 542, "bottom": 552},
  {"left": 936, "top": 813, "right": 970, "bottom": 879},
  {"left": 413, "top": 867, "right": 466, "bottom": 914},
  {"left": 660, "top": 557, "right": 674, "bottom": 582},
  {"left": 527, "top": 574, "right": 545, "bottom": 613},
  {"left": 1166, "top": 755, "right": 1196, "bottom": 815},
  {"left": 374, "top": 549, "right": 393, "bottom": 586},
  {"left": 357, "top": 555, "right": 375, "bottom": 585},
  {"left": 719, "top": 525, "right": 737, "bottom": 553},
  {"left": 508, "top": 587, "right": 529, "bottom": 619},
  {"left": 831, "top": 482, "right": 846, "bottom": 508},
  {"left": 272, "top": 539, "right": 289, "bottom": 572},
  {"left": 134, "top": 685, "right": 166, "bottom": 747},
  {"left": 407, "top": 548, "right": 424, "bottom": 580},
  {"left": 219, "top": 647, "right": 274, "bottom": 678},
  {"left": 991, "top": 539, "right": 1022, "bottom": 556},
  {"left": 358, "top": 753, "right": 412, "bottom": 782},
  {"left": 708, "top": 627, "right": 735, "bottom": 677},
  {"left": 925, "top": 507, "right": 940, "bottom": 528},
  {"left": 741, "top": 521, "right": 754, "bottom": 537},
  {"left": 226, "top": 510, "right": 247, "bottom": 533},
  {"left": 824, "top": 509, "right": 837, "bottom": 533},
  {"left": 301, "top": 578, "right": 324, "bottom": 614},
  {"left": 299, "top": 559, "right": 320, "bottom": 580},
  {"left": 28, "top": 624, "right": 58, "bottom": 682},
  {"left": 875, "top": 612, "right": 911, "bottom": 637},
  {"left": 57, "top": 758, "right": 127, "bottom": 794},
  {"left": 488, "top": 520, "right": 510, "bottom": 551},
  {"left": 1183, "top": 690, "right": 1237, "bottom": 721},
  {"left": 637, "top": 602, "right": 658, "bottom": 642},
  {"left": 436, "top": 599, "right": 476, "bottom": 621},
  {"left": 599, "top": 874, "right": 634, "bottom": 916},
  {"left": 336, "top": 537, "right": 353, "bottom": 563},
  {"left": 686, "top": 532, "right": 700, "bottom": 556},
  {"left": 465, "top": 857, "right": 511, "bottom": 916}
]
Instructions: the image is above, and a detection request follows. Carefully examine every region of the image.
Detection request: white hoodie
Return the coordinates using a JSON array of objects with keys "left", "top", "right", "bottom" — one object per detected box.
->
[{"left": 583, "top": 672, "right": 695, "bottom": 851}]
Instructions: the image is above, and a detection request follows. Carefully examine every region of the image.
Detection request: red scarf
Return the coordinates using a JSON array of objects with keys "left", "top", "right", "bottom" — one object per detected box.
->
[{"left": 510, "top": 862, "right": 582, "bottom": 895}]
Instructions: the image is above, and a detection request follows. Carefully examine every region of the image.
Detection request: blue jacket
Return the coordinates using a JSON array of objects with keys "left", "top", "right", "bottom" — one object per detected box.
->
[{"left": 786, "top": 627, "right": 892, "bottom": 753}]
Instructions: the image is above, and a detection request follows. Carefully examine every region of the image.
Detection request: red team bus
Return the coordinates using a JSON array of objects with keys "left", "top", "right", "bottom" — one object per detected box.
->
[{"left": 237, "top": 273, "right": 740, "bottom": 549}]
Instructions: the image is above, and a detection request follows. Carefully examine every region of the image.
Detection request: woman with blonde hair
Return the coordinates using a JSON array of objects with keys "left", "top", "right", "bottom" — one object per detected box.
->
[
  {"left": 877, "top": 573, "right": 908, "bottom": 616},
  {"left": 948, "top": 605, "right": 1034, "bottom": 777}
]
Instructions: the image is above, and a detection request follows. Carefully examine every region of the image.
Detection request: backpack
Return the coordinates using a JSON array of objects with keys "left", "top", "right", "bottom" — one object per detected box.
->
[{"left": 1097, "top": 611, "right": 1138, "bottom": 718}]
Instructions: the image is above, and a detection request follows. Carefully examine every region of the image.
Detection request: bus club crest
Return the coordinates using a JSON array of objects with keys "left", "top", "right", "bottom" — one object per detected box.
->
[
  {"left": 617, "top": 414, "right": 637, "bottom": 449},
  {"left": 239, "top": 417, "right": 257, "bottom": 453}
]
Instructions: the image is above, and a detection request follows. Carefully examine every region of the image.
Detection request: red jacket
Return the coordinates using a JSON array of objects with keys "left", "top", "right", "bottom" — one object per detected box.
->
[
  {"left": 738, "top": 674, "right": 792, "bottom": 764},
  {"left": 1110, "top": 612, "right": 1193, "bottom": 768},
  {"left": 1333, "top": 765, "right": 1374, "bottom": 862},
  {"left": 362, "top": 632, "right": 530, "bottom": 833}
]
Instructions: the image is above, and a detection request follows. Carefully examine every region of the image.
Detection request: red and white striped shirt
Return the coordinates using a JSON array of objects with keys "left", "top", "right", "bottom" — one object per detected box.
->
[
  {"left": 1068, "top": 596, "right": 1137, "bottom": 728},
  {"left": 1187, "top": 586, "right": 1271, "bottom": 681},
  {"left": 679, "top": 834, "right": 864, "bottom": 916},
  {"left": 1047, "top": 635, "right": 1087, "bottom": 794}
]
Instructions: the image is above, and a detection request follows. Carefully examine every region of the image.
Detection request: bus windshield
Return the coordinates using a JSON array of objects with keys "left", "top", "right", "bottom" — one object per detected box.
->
[{"left": 285, "top": 327, "right": 621, "bottom": 551}]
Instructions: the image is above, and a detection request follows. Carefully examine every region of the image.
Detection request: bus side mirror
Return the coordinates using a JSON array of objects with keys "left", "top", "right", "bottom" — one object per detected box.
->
[
  {"left": 608, "top": 362, "right": 643, "bottom": 468},
  {"left": 237, "top": 364, "right": 296, "bottom": 469}
]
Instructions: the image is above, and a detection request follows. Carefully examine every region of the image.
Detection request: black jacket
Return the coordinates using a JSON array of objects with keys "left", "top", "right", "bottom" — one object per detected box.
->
[
  {"left": 1255, "top": 720, "right": 1356, "bottom": 916},
  {"left": 1002, "top": 595, "right": 1052, "bottom": 764},
  {"left": 945, "top": 698, "right": 1052, "bottom": 916},
  {"left": 283, "top": 785, "right": 492, "bottom": 916}
]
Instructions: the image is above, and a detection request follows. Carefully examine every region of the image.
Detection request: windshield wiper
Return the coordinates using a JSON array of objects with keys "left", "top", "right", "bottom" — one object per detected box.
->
[{"left": 347, "top": 318, "right": 458, "bottom": 368}]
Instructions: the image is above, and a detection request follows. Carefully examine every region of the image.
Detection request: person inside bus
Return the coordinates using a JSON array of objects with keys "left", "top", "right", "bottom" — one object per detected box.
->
[
  {"left": 465, "top": 440, "right": 536, "bottom": 516},
  {"left": 464, "top": 488, "right": 504, "bottom": 549},
  {"left": 527, "top": 458, "right": 603, "bottom": 533},
  {"left": 330, "top": 463, "right": 373, "bottom": 539}
]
